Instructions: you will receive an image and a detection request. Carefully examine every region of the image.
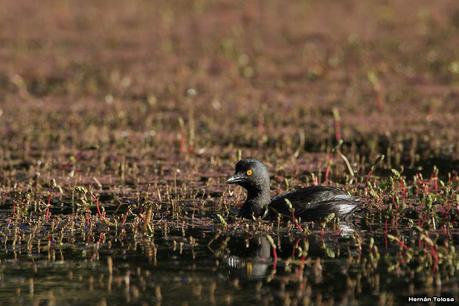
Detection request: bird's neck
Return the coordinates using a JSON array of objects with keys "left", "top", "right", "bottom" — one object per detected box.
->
[{"left": 239, "top": 186, "right": 271, "bottom": 218}]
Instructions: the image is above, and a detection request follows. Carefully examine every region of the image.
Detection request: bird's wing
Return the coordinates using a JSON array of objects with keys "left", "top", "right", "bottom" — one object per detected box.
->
[
  {"left": 268, "top": 186, "right": 359, "bottom": 220},
  {"left": 271, "top": 185, "right": 350, "bottom": 205}
]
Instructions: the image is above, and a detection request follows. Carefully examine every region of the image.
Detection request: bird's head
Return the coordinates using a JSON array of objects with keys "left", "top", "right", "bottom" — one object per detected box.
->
[{"left": 227, "top": 159, "right": 270, "bottom": 191}]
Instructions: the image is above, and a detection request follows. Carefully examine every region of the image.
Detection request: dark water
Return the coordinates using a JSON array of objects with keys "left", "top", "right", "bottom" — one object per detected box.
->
[{"left": 0, "top": 215, "right": 458, "bottom": 306}]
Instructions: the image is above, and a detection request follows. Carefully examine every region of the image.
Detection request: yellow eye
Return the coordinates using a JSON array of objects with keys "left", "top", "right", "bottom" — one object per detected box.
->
[{"left": 246, "top": 169, "right": 253, "bottom": 176}]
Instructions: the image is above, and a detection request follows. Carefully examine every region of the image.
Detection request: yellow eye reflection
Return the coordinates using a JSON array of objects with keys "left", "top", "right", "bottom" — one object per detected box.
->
[{"left": 246, "top": 169, "right": 253, "bottom": 176}]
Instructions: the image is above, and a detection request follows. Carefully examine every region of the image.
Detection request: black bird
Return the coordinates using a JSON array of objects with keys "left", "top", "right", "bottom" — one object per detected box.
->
[{"left": 227, "top": 159, "right": 360, "bottom": 221}]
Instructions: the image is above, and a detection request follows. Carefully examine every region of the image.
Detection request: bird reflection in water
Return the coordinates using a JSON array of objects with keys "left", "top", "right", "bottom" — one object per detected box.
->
[
  {"left": 209, "top": 222, "right": 357, "bottom": 281},
  {"left": 225, "top": 236, "right": 272, "bottom": 280}
]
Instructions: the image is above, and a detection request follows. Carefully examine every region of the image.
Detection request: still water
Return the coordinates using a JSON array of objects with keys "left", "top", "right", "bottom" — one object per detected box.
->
[{"left": 0, "top": 214, "right": 457, "bottom": 306}]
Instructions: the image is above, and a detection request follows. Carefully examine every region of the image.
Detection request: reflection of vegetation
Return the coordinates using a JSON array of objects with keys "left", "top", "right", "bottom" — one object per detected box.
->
[{"left": 1, "top": 219, "right": 456, "bottom": 305}]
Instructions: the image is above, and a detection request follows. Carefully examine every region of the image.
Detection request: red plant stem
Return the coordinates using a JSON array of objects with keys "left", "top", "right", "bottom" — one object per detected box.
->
[
  {"left": 179, "top": 132, "right": 187, "bottom": 153},
  {"left": 93, "top": 195, "right": 104, "bottom": 220},
  {"left": 324, "top": 153, "right": 331, "bottom": 184},
  {"left": 399, "top": 180, "right": 407, "bottom": 199},
  {"left": 324, "top": 165, "right": 331, "bottom": 185},
  {"left": 291, "top": 212, "right": 303, "bottom": 232},
  {"left": 366, "top": 170, "right": 373, "bottom": 183},
  {"left": 296, "top": 256, "right": 306, "bottom": 279},
  {"left": 432, "top": 179, "right": 438, "bottom": 192},
  {"left": 335, "top": 123, "right": 341, "bottom": 142},
  {"left": 122, "top": 212, "right": 129, "bottom": 225},
  {"left": 397, "top": 240, "right": 410, "bottom": 251},
  {"left": 334, "top": 117, "right": 341, "bottom": 142},
  {"left": 272, "top": 247, "right": 278, "bottom": 270}
]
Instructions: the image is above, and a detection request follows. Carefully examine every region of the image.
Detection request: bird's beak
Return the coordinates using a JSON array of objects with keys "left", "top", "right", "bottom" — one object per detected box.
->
[{"left": 227, "top": 174, "right": 245, "bottom": 184}]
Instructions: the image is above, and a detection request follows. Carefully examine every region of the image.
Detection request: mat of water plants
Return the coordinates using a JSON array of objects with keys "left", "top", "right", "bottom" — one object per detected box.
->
[{"left": 0, "top": 0, "right": 459, "bottom": 305}]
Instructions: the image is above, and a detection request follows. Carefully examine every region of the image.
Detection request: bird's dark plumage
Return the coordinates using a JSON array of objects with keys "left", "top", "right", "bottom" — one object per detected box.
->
[{"left": 227, "top": 159, "right": 360, "bottom": 221}]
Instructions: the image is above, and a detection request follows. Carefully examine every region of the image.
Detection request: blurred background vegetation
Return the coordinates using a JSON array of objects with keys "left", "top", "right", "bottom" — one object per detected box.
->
[{"left": 1, "top": 1, "right": 458, "bottom": 168}]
